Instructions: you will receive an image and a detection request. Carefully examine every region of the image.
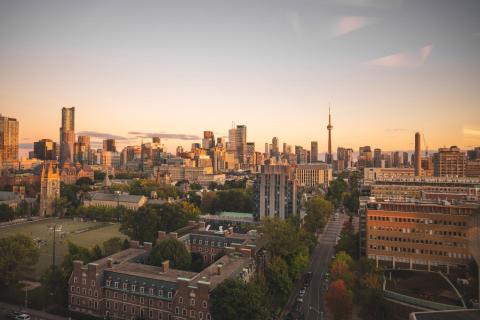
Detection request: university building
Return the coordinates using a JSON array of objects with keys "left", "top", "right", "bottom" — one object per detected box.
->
[{"left": 68, "top": 223, "right": 259, "bottom": 320}]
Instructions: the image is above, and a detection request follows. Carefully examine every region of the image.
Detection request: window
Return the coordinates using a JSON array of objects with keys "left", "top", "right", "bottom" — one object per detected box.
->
[
  {"left": 94, "top": 301, "right": 98, "bottom": 309},
  {"left": 123, "top": 304, "right": 127, "bottom": 312},
  {"left": 131, "top": 295, "right": 136, "bottom": 302},
  {"left": 106, "top": 280, "right": 111, "bottom": 286},
  {"left": 149, "top": 310, "right": 154, "bottom": 319},
  {"left": 89, "top": 289, "right": 92, "bottom": 296},
  {"left": 106, "top": 301, "right": 111, "bottom": 309},
  {"left": 150, "top": 288, "right": 154, "bottom": 295},
  {"left": 82, "top": 278, "right": 86, "bottom": 285},
  {"left": 179, "top": 297, "right": 183, "bottom": 304},
  {"left": 123, "top": 293, "right": 127, "bottom": 301},
  {"left": 82, "top": 288, "right": 86, "bottom": 295},
  {"left": 114, "top": 282, "right": 119, "bottom": 288},
  {"left": 140, "top": 287, "right": 145, "bottom": 293},
  {"left": 159, "top": 289, "right": 163, "bottom": 296},
  {"left": 202, "top": 301, "right": 207, "bottom": 308},
  {"left": 140, "top": 297, "right": 144, "bottom": 304},
  {"left": 114, "top": 302, "right": 118, "bottom": 310},
  {"left": 190, "top": 298, "right": 195, "bottom": 306},
  {"left": 199, "top": 312, "right": 203, "bottom": 320},
  {"left": 70, "top": 286, "right": 75, "bottom": 292},
  {"left": 168, "top": 291, "right": 172, "bottom": 298},
  {"left": 91, "top": 280, "right": 96, "bottom": 286},
  {"left": 182, "top": 309, "right": 187, "bottom": 316},
  {"left": 70, "top": 296, "right": 74, "bottom": 304},
  {"left": 123, "top": 283, "right": 128, "bottom": 290},
  {"left": 206, "top": 313, "right": 211, "bottom": 320},
  {"left": 158, "top": 312, "right": 163, "bottom": 320},
  {"left": 175, "top": 307, "right": 179, "bottom": 315},
  {"left": 158, "top": 301, "right": 163, "bottom": 308},
  {"left": 132, "top": 284, "right": 136, "bottom": 292},
  {"left": 190, "top": 310, "right": 196, "bottom": 318}
]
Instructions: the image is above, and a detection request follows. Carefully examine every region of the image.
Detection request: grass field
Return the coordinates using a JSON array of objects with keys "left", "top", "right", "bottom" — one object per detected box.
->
[{"left": 0, "top": 218, "right": 127, "bottom": 280}]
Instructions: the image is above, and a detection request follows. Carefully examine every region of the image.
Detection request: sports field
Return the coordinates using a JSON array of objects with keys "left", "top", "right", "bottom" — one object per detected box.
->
[{"left": 0, "top": 218, "right": 127, "bottom": 280}]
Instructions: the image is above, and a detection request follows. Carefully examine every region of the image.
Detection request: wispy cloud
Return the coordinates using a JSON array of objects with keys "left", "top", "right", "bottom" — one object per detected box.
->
[
  {"left": 128, "top": 132, "right": 201, "bottom": 140},
  {"left": 463, "top": 127, "right": 480, "bottom": 137},
  {"left": 367, "top": 45, "right": 433, "bottom": 68},
  {"left": 333, "top": 16, "right": 374, "bottom": 37},
  {"left": 77, "top": 131, "right": 129, "bottom": 140},
  {"left": 19, "top": 143, "right": 33, "bottom": 149},
  {"left": 385, "top": 128, "right": 406, "bottom": 132}
]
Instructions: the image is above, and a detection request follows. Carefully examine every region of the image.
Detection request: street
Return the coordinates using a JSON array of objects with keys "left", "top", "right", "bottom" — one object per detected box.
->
[{"left": 282, "top": 211, "right": 347, "bottom": 320}]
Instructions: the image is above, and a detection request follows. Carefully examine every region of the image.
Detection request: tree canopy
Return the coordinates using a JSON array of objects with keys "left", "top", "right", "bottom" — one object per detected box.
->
[
  {"left": 149, "top": 237, "right": 191, "bottom": 270},
  {"left": 304, "top": 196, "right": 333, "bottom": 233},
  {"left": 0, "top": 234, "right": 40, "bottom": 286}
]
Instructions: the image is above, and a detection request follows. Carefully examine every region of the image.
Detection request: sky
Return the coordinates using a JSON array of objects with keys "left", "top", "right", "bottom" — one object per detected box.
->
[{"left": 1, "top": 0, "right": 479, "bottom": 156}]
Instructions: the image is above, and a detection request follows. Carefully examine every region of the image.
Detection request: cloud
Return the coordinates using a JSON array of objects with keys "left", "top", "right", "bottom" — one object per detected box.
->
[
  {"left": 385, "top": 128, "right": 406, "bottom": 132},
  {"left": 19, "top": 143, "right": 33, "bottom": 149},
  {"left": 366, "top": 45, "right": 433, "bottom": 68},
  {"left": 333, "top": 16, "right": 374, "bottom": 37},
  {"left": 463, "top": 127, "right": 480, "bottom": 137},
  {"left": 331, "top": 0, "right": 404, "bottom": 9},
  {"left": 77, "top": 131, "right": 129, "bottom": 140},
  {"left": 128, "top": 132, "right": 201, "bottom": 140}
]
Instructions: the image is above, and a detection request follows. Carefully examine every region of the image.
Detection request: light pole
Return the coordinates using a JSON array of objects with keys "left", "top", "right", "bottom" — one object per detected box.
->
[{"left": 309, "top": 306, "right": 323, "bottom": 320}]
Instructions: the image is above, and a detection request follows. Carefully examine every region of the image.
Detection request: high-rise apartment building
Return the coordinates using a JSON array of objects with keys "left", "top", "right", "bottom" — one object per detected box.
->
[
  {"left": 39, "top": 161, "right": 60, "bottom": 216},
  {"left": 59, "top": 107, "right": 75, "bottom": 165},
  {"left": 373, "top": 148, "right": 382, "bottom": 168},
  {"left": 295, "top": 145, "right": 308, "bottom": 164},
  {"left": 337, "top": 147, "right": 353, "bottom": 169},
  {"left": 271, "top": 137, "right": 279, "bottom": 159},
  {"left": 0, "top": 114, "right": 19, "bottom": 167},
  {"left": 295, "top": 163, "right": 332, "bottom": 188},
  {"left": 202, "top": 131, "right": 215, "bottom": 150},
  {"left": 246, "top": 142, "right": 256, "bottom": 166},
  {"left": 74, "top": 135, "right": 91, "bottom": 164},
  {"left": 311, "top": 141, "right": 318, "bottom": 162},
  {"left": 403, "top": 152, "right": 410, "bottom": 167},
  {"left": 254, "top": 164, "right": 297, "bottom": 220},
  {"left": 358, "top": 146, "right": 373, "bottom": 170},
  {"left": 103, "top": 139, "right": 116, "bottom": 152},
  {"left": 33, "top": 139, "right": 57, "bottom": 160},
  {"left": 433, "top": 146, "right": 466, "bottom": 177}
]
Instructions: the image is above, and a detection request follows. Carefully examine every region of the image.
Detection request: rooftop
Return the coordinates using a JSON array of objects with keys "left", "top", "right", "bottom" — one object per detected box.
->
[
  {"left": 109, "top": 261, "right": 197, "bottom": 282},
  {"left": 410, "top": 309, "right": 480, "bottom": 320},
  {"left": 90, "top": 192, "right": 146, "bottom": 203}
]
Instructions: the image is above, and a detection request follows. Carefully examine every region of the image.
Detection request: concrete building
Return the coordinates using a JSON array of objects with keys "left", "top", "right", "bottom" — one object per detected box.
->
[
  {"left": 68, "top": 224, "right": 258, "bottom": 320},
  {"left": 466, "top": 160, "right": 480, "bottom": 178},
  {"left": 363, "top": 167, "right": 416, "bottom": 183},
  {"left": 39, "top": 161, "right": 61, "bottom": 216},
  {"left": 59, "top": 107, "right": 75, "bottom": 165},
  {"left": 34, "top": 139, "right": 57, "bottom": 161},
  {"left": 358, "top": 146, "right": 373, "bottom": 170},
  {"left": 271, "top": 137, "right": 280, "bottom": 159},
  {"left": 254, "top": 164, "right": 297, "bottom": 220},
  {"left": 246, "top": 142, "right": 256, "bottom": 167},
  {"left": 337, "top": 147, "right": 353, "bottom": 170},
  {"left": 366, "top": 200, "right": 477, "bottom": 272},
  {"left": 235, "top": 125, "right": 247, "bottom": 166},
  {"left": 102, "top": 151, "right": 121, "bottom": 169},
  {"left": 0, "top": 114, "right": 19, "bottom": 168},
  {"left": 433, "top": 146, "right": 467, "bottom": 177},
  {"left": 295, "top": 163, "right": 332, "bottom": 189}
]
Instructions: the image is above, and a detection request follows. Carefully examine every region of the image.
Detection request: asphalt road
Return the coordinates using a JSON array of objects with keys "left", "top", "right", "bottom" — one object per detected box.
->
[{"left": 282, "top": 212, "right": 347, "bottom": 320}]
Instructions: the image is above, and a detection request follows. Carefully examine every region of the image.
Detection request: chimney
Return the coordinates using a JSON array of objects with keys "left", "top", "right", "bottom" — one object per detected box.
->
[
  {"left": 162, "top": 260, "right": 170, "bottom": 273},
  {"left": 73, "top": 260, "right": 83, "bottom": 272},
  {"left": 199, "top": 221, "right": 206, "bottom": 230},
  {"left": 129, "top": 240, "right": 140, "bottom": 248},
  {"left": 157, "top": 231, "right": 167, "bottom": 242},
  {"left": 144, "top": 242, "right": 153, "bottom": 250},
  {"left": 169, "top": 232, "right": 178, "bottom": 239},
  {"left": 106, "top": 258, "right": 113, "bottom": 268},
  {"left": 216, "top": 264, "right": 223, "bottom": 275}
]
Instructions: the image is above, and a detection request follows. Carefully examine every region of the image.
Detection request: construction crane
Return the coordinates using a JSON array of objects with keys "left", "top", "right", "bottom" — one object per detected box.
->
[{"left": 423, "top": 134, "right": 428, "bottom": 157}]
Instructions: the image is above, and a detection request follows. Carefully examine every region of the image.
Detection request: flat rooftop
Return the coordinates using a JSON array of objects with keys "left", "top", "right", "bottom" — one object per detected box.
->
[
  {"left": 411, "top": 309, "right": 480, "bottom": 320},
  {"left": 109, "top": 261, "right": 197, "bottom": 282},
  {"left": 195, "top": 253, "right": 252, "bottom": 289}
]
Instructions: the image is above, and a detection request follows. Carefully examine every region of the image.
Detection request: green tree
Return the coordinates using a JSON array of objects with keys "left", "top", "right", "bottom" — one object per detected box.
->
[
  {"left": 120, "top": 206, "right": 161, "bottom": 243},
  {"left": 0, "top": 234, "right": 40, "bottom": 286},
  {"left": 0, "top": 203, "right": 15, "bottom": 222},
  {"left": 210, "top": 279, "right": 271, "bottom": 320},
  {"left": 150, "top": 237, "right": 191, "bottom": 270},
  {"left": 304, "top": 196, "right": 333, "bottom": 233},
  {"left": 103, "top": 237, "right": 125, "bottom": 256},
  {"left": 41, "top": 265, "right": 68, "bottom": 307},
  {"left": 266, "top": 256, "right": 292, "bottom": 307},
  {"left": 191, "top": 252, "right": 204, "bottom": 272},
  {"left": 62, "top": 242, "right": 93, "bottom": 275},
  {"left": 327, "top": 179, "right": 348, "bottom": 207}
]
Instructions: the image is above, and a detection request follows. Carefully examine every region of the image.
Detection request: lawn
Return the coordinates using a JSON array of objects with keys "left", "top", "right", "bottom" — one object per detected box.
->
[{"left": 0, "top": 218, "right": 127, "bottom": 280}]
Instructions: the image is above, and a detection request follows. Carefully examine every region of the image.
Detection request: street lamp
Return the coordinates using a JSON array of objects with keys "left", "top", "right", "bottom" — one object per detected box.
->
[{"left": 309, "top": 306, "right": 323, "bottom": 320}]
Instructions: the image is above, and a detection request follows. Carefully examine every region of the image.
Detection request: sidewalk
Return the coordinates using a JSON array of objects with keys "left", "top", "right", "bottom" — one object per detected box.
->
[{"left": 0, "top": 302, "right": 67, "bottom": 320}]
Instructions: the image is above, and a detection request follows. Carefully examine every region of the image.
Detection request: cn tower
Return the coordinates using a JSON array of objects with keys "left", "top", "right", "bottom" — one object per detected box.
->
[{"left": 326, "top": 106, "right": 333, "bottom": 164}]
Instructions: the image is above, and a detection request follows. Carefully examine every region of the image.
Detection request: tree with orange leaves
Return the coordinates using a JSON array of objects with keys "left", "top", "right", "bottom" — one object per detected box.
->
[{"left": 325, "top": 279, "right": 353, "bottom": 320}]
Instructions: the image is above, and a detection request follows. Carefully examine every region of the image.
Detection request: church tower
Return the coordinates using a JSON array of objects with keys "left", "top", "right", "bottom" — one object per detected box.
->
[{"left": 39, "top": 161, "right": 60, "bottom": 216}]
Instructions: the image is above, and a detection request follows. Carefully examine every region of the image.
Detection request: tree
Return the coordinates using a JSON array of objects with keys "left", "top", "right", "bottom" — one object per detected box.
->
[
  {"left": 0, "top": 234, "right": 40, "bottom": 286},
  {"left": 0, "top": 204, "right": 15, "bottom": 222},
  {"left": 41, "top": 265, "right": 68, "bottom": 307},
  {"left": 62, "top": 242, "right": 93, "bottom": 275},
  {"left": 103, "top": 237, "right": 125, "bottom": 256},
  {"left": 330, "top": 259, "right": 354, "bottom": 288},
  {"left": 120, "top": 206, "right": 161, "bottom": 243},
  {"left": 304, "top": 196, "right": 333, "bottom": 233},
  {"left": 76, "top": 177, "right": 93, "bottom": 187},
  {"left": 266, "top": 256, "right": 292, "bottom": 307},
  {"left": 191, "top": 252, "right": 204, "bottom": 272},
  {"left": 210, "top": 279, "right": 271, "bottom": 320},
  {"left": 327, "top": 179, "right": 348, "bottom": 207},
  {"left": 325, "top": 280, "right": 353, "bottom": 320},
  {"left": 261, "top": 218, "right": 302, "bottom": 259},
  {"left": 150, "top": 237, "right": 191, "bottom": 270}
]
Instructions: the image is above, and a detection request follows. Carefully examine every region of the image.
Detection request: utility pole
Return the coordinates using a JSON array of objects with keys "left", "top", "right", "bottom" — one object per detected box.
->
[{"left": 52, "top": 224, "right": 57, "bottom": 266}]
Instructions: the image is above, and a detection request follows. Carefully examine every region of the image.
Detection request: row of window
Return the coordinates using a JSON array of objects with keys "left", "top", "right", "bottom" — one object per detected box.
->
[
  {"left": 369, "top": 226, "right": 467, "bottom": 237},
  {"left": 71, "top": 286, "right": 98, "bottom": 297},
  {"left": 105, "top": 291, "right": 207, "bottom": 309},
  {"left": 105, "top": 300, "right": 211, "bottom": 320},
  {"left": 369, "top": 215, "right": 467, "bottom": 226},
  {"left": 369, "top": 245, "right": 470, "bottom": 259},
  {"left": 106, "top": 280, "right": 173, "bottom": 297},
  {"left": 369, "top": 235, "right": 467, "bottom": 248},
  {"left": 73, "top": 277, "right": 95, "bottom": 286}
]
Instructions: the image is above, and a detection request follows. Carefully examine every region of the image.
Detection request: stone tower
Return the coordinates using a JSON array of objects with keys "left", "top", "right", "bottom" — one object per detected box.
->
[{"left": 39, "top": 161, "right": 60, "bottom": 216}]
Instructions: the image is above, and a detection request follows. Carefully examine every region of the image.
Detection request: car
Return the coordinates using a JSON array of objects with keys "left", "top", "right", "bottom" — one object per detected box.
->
[
  {"left": 299, "top": 287, "right": 306, "bottom": 297},
  {"left": 7, "top": 311, "right": 22, "bottom": 319},
  {"left": 296, "top": 297, "right": 304, "bottom": 304},
  {"left": 14, "top": 314, "right": 30, "bottom": 320}
]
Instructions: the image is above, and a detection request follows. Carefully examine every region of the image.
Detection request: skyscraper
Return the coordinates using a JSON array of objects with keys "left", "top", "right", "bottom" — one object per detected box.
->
[
  {"left": 34, "top": 139, "right": 57, "bottom": 160},
  {"left": 228, "top": 127, "right": 237, "bottom": 153},
  {"left": 414, "top": 132, "right": 422, "bottom": 176},
  {"left": 103, "top": 139, "right": 117, "bottom": 152},
  {"left": 374, "top": 148, "right": 382, "bottom": 168},
  {"left": 75, "top": 135, "right": 91, "bottom": 164},
  {"left": 311, "top": 141, "right": 318, "bottom": 162},
  {"left": 433, "top": 146, "right": 466, "bottom": 177},
  {"left": 235, "top": 125, "right": 247, "bottom": 166},
  {"left": 59, "top": 107, "right": 75, "bottom": 165},
  {"left": 326, "top": 107, "right": 333, "bottom": 164},
  {"left": 271, "top": 137, "right": 279, "bottom": 158},
  {"left": 0, "top": 114, "right": 19, "bottom": 167},
  {"left": 202, "top": 131, "right": 215, "bottom": 150}
]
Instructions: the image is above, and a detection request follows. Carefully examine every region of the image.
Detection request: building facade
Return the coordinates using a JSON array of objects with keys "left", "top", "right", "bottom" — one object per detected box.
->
[
  {"left": 433, "top": 146, "right": 466, "bottom": 177},
  {"left": 39, "top": 161, "right": 61, "bottom": 216},
  {"left": 295, "top": 163, "right": 332, "bottom": 189},
  {"left": 0, "top": 114, "right": 19, "bottom": 168},
  {"left": 60, "top": 107, "right": 75, "bottom": 165}
]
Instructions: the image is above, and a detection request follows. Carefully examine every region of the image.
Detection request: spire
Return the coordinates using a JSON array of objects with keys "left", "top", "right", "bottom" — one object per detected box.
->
[{"left": 326, "top": 104, "right": 333, "bottom": 164}]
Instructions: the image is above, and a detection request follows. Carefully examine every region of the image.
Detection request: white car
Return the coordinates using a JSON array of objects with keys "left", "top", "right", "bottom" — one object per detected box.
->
[
  {"left": 15, "top": 314, "right": 30, "bottom": 320},
  {"left": 299, "top": 287, "right": 306, "bottom": 297}
]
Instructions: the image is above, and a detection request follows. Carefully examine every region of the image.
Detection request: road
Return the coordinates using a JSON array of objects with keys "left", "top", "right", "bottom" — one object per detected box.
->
[{"left": 282, "top": 212, "right": 347, "bottom": 320}]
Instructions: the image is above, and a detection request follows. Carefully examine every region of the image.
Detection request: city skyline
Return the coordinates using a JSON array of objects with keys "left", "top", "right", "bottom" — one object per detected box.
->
[{"left": 1, "top": 0, "right": 479, "bottom": 154}]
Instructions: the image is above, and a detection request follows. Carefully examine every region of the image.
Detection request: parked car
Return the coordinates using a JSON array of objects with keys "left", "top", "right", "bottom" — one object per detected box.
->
[
  {"left": 14, "top": 314, "right": 30, "bottom": 320},
  {"left": 7, "top": 311, "right": 22, "bottom": 319},
  {"left": 299, "top": 287, "right": 306, "bottom": 297}
]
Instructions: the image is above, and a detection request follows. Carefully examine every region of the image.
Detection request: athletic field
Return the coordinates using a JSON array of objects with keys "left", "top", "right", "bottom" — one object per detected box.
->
[{"left": 0, "top": 218, "right": 126, "bottom": 280}]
